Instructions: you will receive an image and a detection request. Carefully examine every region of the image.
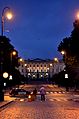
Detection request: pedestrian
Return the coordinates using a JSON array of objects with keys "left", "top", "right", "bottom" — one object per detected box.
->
[
  {"left": 40, "top": 87, "right": 46, "bottom": 101},
  {"left": 33, "top": 88, "right": 37, "bottom": 100}
]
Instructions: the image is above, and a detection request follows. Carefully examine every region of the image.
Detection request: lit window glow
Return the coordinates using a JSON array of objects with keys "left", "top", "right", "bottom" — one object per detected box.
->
[
  {"left": 24, "top": 64, "right": 27, "bottom": 66},
  {"left": 46, "top": 73, "right": 48, "bottom": 76},
  {"left": 28, "top": 73, "right": 30, "bottom": 76},
  {"left": 50, "top": 63, "right": 52, "bottom": 66}
]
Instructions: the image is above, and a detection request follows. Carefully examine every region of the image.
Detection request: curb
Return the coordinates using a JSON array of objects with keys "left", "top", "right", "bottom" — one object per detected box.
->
[{"left": 0, "top": 100, "right": 13, "bottom": 108}]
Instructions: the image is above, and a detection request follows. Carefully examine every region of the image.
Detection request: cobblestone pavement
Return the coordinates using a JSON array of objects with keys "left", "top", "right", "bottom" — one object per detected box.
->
[
  {"left": 0, "top": 84, "right": 79, "bottom": 119},
  {"left": 0, "top": 93, "right": 79, "bottom": 119}
]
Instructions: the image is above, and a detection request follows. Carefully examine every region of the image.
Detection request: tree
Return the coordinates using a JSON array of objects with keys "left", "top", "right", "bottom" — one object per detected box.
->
[
  {"left": 58, "top": 19, "right": 79, "bottom": 89},
  {"left": 0, "top": 36, "right": 19, "bottom": 87}
]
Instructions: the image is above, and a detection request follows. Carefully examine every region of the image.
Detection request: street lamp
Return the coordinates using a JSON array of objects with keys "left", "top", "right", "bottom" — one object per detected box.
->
[
  {"left": 54, "top": 57, "right": 58, "bottom": 62},
  {"left": 3, "top": 72, "right": 9, "bottom": 87},
  {"left": 10, "top": 51, "right": 17, "bottom": 66},
  {"left": 3, "top": 72, "right": 8, "bottom": 78},
  {"left": 10, "top": 51, "right": 17, "bottom": 63},
  {"left": 61, "top": 50, "right": 69, "bottom": 91},
  {"left": 76, "top": 11, "right": 79, "bottom": 20},
  {"left": 19, "top": 58, "right": 23, "bottom": 62},
  {"left": 10, "top": 51, "right": 17, "bottom": 79},
  {"left": 1, "top": 7, "right": 13, "bottom": 36},
  {"left": 61, "top": 50, "right": 67, "bottom": 62},
  {"left": 61, "top": 50, "right": 65, "bottom": 55}
]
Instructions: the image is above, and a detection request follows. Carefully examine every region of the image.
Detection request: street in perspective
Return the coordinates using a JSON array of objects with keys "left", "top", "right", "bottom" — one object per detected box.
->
[
  {"left": 0, "top": 83, "right": 79, "bottom": 119},
  {"left": 0, "top": 1, "right": 79, "bottom": 119}
]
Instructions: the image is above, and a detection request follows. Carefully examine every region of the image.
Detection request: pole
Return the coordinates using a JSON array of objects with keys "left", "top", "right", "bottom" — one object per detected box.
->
[
  {"left": 1, "top": 7, "right": 10, "bottom": 36},
  {"left": 1, "top": 16, "right": 4, "bottom": 36}
]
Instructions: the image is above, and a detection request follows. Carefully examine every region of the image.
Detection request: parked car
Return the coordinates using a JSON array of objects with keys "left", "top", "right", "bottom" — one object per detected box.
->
[{"left": 9, "top": 88, "right": 30, "bottom": 97}]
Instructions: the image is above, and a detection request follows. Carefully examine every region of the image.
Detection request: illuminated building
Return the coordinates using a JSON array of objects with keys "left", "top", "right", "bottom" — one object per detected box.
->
[{"left": 18, "top": 58, "right": 65, "bottom": 80}]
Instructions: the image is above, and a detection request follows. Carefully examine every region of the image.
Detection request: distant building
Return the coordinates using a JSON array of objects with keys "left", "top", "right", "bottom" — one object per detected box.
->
[{"left": 18, "top": 58, "right": 65, "bottom": 79}]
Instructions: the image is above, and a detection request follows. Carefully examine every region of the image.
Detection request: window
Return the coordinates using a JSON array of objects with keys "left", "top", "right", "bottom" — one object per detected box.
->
[
  {"left": 37, "top": 65, "right": 39, "bottom": 67},
  {"left": 44, "top": 65, "right": 46, "bottom": 67}
]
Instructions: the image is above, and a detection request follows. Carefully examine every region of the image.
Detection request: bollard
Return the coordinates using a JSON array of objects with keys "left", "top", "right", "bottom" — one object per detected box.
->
[{"left": 0, "top": 91, "right": 4, "bottom": 101}]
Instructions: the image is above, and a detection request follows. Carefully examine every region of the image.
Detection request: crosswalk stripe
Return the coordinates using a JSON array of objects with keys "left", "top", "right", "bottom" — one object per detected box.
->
[
  {"left": 49, "top": 98, "right": 68, "bottom": 102},
  {"left": 35, "top": 91, "right": 67, "bottom": 94},
  {"left": 46, "top": 91, "right": 66, "bottom": 94}
]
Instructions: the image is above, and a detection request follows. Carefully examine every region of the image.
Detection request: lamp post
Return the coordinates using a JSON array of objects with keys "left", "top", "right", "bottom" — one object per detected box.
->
[
  {"left": 61, "top": 50, "right": 69, "bottom": 91},
  {"left": 54, "top": 57, "right": 58, "bottom": 62},
  {"left": 61, "top": 50, "right": 66, "bottom": 64},
  {"left": 61, "top": 51, "right": 65, "bottom": 55},
  {"left": 3, "top": 72, "right": 8, "bottom": 87},
  {"left": 10, "top": 51, "right": 17, "bottom": 63},
  {"left": 10, "top": 51, "right": 17, "bottom": 77},
  {"left": 61, "top": 50, "right": 66, "bottom": 69},
  {"left": 1, "top": 7, "right": 13, "bottom": 36},
  {"left": 76, "top": 11, "right": 79, "bottom": 20},
  {"left": 9, "top": 51, "right": 17, "bottom": 87}
]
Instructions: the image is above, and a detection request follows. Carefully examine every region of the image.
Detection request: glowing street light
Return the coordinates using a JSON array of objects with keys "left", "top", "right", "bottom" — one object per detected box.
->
[
  {"left": 54, "top": 57, "right": 58, "bottom": 62},
  {"left": 76, "top": 11, "right": 79, "bottom": 20},
  {"left": 11, "top": 51, "right": 17, "bottom": 62},
  {"left": 3, "top": 72, "right": 8, "bottom": 78},
  {"left": 50, "top": 63, "right": 52, "bottom": 66},
  {"left": 61, "top": 50, "right": 65, "bottom": 55},
  {"left": 19, "top": 58, "right": 23, "bottom": 62},
  {"left": 24, "top": 64, "right": 27, "bottom": 66},
  {"left": 10, "top": 51, "right": 17, "bottom": 78},
  {"left": 12, "top": 51, "right": 16, "bottom": 55},
  {"left": 1, "top": 7, "right": 13, "bottom": 36},
  {"left": 6, "top": 12, "right": 12, "bottom": 20}
]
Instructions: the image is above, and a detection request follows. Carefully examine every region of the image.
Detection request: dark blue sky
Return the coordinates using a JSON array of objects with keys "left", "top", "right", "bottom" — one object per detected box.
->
[{"left": 0, "top": 0, "right": 79, "bottom": 59}]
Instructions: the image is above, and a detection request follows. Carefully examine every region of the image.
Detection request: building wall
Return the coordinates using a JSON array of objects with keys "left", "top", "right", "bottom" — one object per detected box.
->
[{"left": 18, "top": 58, "right": 65, "bottom": 79}]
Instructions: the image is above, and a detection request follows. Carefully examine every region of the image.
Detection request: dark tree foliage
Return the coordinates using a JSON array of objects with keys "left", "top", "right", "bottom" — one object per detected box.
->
[
  {"left": 0, "top": 36, "right": 19, "bottom": 87},
  {"left": 58, "top": 20, "right": 79, "bottom": 88},
  {"left": 0, "top": 36, "right": 14, "bottom": 73},
  {"left": 70, "top": 20, "right": 79, "bottom": 56},
  {"left": 58, "top": 20, "right": 79, "bottom": 65}
]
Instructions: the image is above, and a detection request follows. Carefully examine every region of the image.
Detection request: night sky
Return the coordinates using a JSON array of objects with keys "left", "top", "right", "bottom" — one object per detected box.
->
[{"left": 0, "top": 0, "right": 79, "bottom": 59}]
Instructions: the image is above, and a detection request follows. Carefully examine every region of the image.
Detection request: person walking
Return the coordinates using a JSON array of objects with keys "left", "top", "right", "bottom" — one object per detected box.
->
[
  {"left": 33, "top": 88, "right": 37, "bottom": 100},
  {"left": 40, "top": 87, "right": 46, "bottom": 101}
]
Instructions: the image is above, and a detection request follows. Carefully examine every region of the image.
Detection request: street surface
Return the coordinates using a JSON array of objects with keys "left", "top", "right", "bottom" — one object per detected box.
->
[{"left": 0, "top": 84, "right": 79, "bottom": 119}]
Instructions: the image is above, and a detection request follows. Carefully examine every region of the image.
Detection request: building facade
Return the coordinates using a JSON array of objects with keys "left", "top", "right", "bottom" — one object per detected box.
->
[{"left": 18, "top": 58, "right": 65, "bottom": 80}]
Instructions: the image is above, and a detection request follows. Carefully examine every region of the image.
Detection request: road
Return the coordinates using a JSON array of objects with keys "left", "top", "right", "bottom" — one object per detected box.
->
[{"left": 1, "top": 84, "right": 79, "bottom": 119}]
